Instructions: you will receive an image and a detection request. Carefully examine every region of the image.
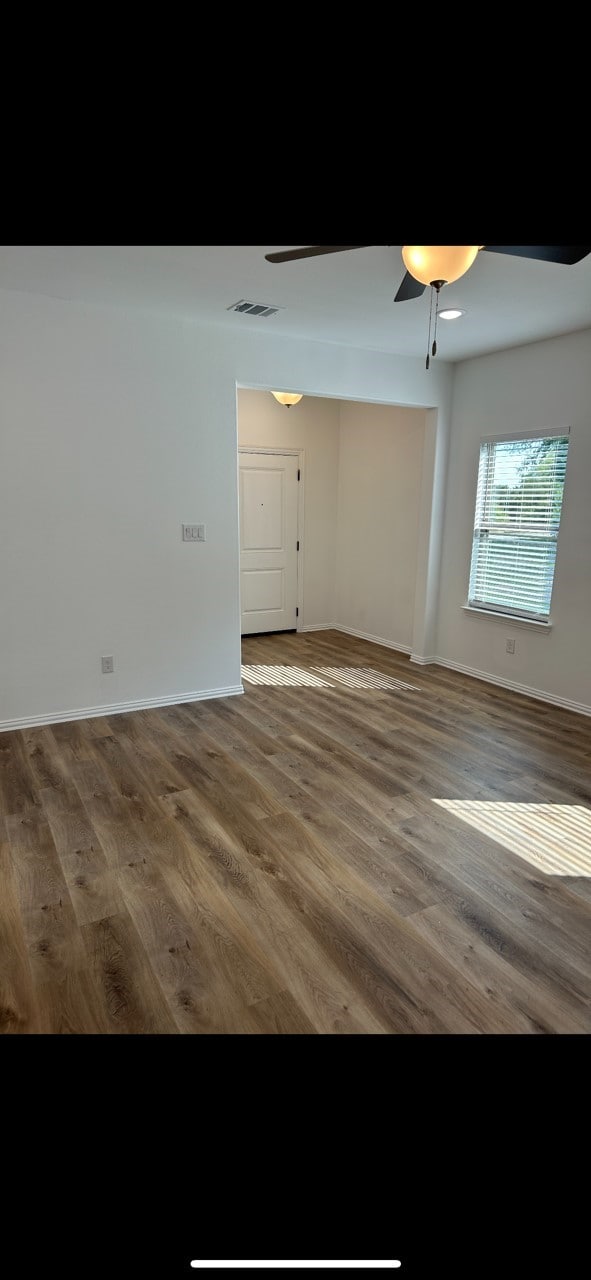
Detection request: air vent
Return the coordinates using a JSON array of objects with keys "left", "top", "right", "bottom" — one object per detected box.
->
[{"left": 227, "top": 299, "right": 283, "bottom": 318}]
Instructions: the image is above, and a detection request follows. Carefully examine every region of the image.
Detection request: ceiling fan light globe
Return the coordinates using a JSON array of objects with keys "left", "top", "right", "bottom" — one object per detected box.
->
[{"left": 402, "top": 246, "right": 481, "bottom": 287}]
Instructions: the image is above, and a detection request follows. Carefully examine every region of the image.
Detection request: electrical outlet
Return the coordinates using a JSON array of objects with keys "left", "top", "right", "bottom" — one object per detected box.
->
[
  {"left": 101, "top": 655, "right": 114, "bottom": 673},
  {"left": 506, "top": 639, "right": 515, "bottom": 654}
]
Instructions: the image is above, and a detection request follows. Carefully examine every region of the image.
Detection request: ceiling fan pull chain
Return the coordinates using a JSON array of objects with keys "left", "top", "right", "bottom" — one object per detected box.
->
[
  {"left": 426, "top": 285, "right": 434, "bottom": 370},
  {"left": 432, "top": 285, "right": 440, "bottom": 358}
]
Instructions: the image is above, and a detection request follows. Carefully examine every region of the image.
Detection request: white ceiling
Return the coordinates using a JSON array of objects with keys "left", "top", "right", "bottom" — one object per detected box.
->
[{"left": 1, "top": 244, "right": 590, "bottom": 363}]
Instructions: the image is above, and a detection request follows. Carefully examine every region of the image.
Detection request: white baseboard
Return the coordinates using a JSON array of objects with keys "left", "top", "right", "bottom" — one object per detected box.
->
[
  {"left": 299, "top": 622, "right": 412, "bottom": 655},
  {"left": 8, "top": 645, "right": 588, "bottom": 732},
  {"left": 300, "top": 623, "right": 336, "bottom": 632},
  {"left": 429, "top": 657, "right": 591, "bottom": 717},
  {"left": 333, "top": 624, "right": 412, "bottom": 655},
  {"left": 0, "top": 684, "right": 244, "bottom": 734},
  {"left": 301, "top": 628, "right": 591, "bottom": 716}
]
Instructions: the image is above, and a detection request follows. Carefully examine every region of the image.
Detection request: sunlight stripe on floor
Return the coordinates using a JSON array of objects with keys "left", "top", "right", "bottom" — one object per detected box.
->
[
  {"left": 313, "top": 666, "right": 420, "bottom": 692},
  {"left": 433, "top": 799, "right": 591, "bottom": 877},
  {"left": 241, "top": 664, "right": 332, "bottom": 688}
]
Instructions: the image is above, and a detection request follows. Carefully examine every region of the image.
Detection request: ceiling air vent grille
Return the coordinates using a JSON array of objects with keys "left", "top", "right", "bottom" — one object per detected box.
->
[{"left": 227, "top": 299, "right": 283, "bottom": 318}]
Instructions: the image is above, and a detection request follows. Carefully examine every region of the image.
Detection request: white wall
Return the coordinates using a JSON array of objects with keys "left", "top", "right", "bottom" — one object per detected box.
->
[
  {"left": 0, "top": 295, "right": 243, "bottom": 725},
  {"left": 335, "top": 402, "right": 426, "bottom": 650},
  {"left": 237, "top": 389, "right": 340, "bottom": 628},
  {"left": 0, "top": 288, "right": 452, "bottom": 728},
  {"left": 436, "top": 328, "right": 591, "bottom": 711}
]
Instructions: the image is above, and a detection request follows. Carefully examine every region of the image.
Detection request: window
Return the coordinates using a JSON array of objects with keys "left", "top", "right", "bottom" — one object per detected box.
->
[{"left": 468, "top": 432, "right": 569, "bottom": 621}]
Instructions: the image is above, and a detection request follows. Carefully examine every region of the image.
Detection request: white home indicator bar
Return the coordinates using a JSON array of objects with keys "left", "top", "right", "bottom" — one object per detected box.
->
[{"left": 190, "top": 1265, "right": 401, "bottom": 1271}]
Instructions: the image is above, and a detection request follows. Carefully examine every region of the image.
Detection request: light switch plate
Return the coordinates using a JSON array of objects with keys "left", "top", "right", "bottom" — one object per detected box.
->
[{"left": 182, "top": 524, "right": 206, "bottom": 542}]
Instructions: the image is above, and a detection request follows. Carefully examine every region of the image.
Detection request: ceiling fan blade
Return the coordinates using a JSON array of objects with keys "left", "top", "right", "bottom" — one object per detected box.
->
[
  {"left": 265, "top": 245, "right": 373, "bottom": 264},
  {"left": 394, "top": 272, "right": 426, "bottom": 303},
  {"left": 483, "top": 245, "right": 591, "bottom": 266}
]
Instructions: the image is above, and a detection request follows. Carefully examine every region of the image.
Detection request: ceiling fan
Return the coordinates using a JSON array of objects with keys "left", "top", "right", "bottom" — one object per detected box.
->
[
  {"left": 264, "top": 244, "right": 591, "bottom": 368},
  {"left": 264, "top": 244, "right": 591, "bottom": 302}
]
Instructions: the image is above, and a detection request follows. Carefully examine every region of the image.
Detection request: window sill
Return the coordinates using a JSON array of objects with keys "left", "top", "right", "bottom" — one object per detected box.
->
[{"left": 462, "top": 605, "right": 552, "bottom": 632}]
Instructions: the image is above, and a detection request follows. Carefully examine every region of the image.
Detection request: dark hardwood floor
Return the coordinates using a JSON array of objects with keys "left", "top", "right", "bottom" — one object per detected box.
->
[{"left": 1, "top": 629, "right": 590, "bottom": 1033}]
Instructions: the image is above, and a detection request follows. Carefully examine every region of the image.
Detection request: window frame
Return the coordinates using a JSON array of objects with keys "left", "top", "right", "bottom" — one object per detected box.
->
[{"left": 465, "top": 426, "right": 570, "bottom": 626}]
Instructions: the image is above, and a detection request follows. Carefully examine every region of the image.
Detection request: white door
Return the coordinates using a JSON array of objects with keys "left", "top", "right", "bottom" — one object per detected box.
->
[{"left": 239, "top": 451, "right": 299, "bottom": 634}]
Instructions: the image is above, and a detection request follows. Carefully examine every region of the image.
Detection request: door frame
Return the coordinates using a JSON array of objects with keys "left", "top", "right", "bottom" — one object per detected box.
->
[{"left": 238, "top": 446, "right": 305, "bottom": 633}]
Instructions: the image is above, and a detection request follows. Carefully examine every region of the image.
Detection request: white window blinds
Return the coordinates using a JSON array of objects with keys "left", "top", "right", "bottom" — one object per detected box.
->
[{"left": 468, "top": 433, "right": 569, "bottom": 621}]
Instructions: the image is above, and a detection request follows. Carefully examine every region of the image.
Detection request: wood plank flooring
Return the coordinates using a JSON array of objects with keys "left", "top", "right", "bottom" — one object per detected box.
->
[{"left": 1, "top": 629, "right": 590, "bottom": 1033}]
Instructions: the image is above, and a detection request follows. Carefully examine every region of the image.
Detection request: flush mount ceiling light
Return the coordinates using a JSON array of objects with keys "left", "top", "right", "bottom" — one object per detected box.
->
[
  {"left": 439, "top": 308, "right": 466, "bottom": 320},
  {"left": 271, "top": 391, "right": 303, "bottom": 408}
]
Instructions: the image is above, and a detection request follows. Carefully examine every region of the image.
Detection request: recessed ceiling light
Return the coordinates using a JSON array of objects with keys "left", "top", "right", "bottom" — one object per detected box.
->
[{"left": 438, "top": 308, "right": 465, "bottom": 320}]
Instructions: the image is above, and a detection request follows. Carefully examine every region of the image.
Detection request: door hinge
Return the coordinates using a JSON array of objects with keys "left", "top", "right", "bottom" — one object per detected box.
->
[
  {"left": 297, "top": 468, "right": 300, "bottom": 481},
  {"left": 296, "top": 540, "right": 300, "bottom": 551},
  {"left": 296, "top": 607, "right": 299, "bottom": 617}
]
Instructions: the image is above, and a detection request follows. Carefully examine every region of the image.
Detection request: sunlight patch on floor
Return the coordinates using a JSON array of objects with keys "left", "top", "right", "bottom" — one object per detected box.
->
[
  {"left": 241, "top": 663, "right": 421, "bottom": 692},
  {"left": 313, "top": 666, "right": 421, "bottom": 691},
  {"left": 433, "top": 799, "right": 591, "bottom": 877},
  {"left": 241, "top": 665, "right": 332, "bottom": 687}
]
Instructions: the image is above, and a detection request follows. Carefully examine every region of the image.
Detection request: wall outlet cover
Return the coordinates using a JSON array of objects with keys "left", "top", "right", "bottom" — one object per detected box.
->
[{"left": 182, "top": 524, "right": 206, "bottom": 542}]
